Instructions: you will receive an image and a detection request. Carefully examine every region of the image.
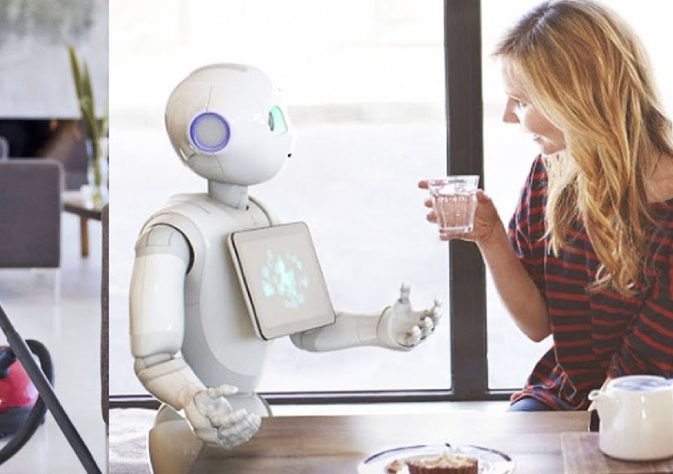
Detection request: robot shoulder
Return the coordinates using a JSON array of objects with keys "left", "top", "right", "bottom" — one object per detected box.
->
[
  {"left": 136, "top": 202, "right": 212, "bottom": 272},
  {"left": 135, "top": 224, "right": 192, "bottom": 268}
]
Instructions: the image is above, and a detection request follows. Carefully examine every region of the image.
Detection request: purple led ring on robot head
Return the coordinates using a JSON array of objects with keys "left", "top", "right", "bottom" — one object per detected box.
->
[{"left": 189, "top": 112, "right": 231, "bottom": 153}]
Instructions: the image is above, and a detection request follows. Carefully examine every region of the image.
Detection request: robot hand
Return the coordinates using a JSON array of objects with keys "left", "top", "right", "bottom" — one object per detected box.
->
[
  {"left": 377, "top": 284, "right": 443, "bottom": 351},
  {"left": 183, "top": 384, "right": 261, "bottom": 448}
]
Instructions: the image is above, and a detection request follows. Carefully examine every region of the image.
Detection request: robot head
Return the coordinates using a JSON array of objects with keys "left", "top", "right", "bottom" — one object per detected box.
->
[{"left": 165, "top": 64, "right": 293, "bottom": 185}]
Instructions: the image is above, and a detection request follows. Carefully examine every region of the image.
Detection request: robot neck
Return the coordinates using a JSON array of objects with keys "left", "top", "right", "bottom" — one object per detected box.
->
[{"left": 207, "top": 180, "right": 249, "bottom": 209}]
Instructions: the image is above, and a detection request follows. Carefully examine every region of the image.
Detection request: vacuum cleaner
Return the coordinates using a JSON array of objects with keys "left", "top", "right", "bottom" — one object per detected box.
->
[
  {"left": 0, "top": 302, "right": 101, "bottom": 473},
  {"left": 0, "top": 340, "right": 51, "bottom": 461}
]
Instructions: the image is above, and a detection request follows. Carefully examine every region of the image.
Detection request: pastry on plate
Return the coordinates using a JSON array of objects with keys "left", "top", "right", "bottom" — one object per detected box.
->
[{"left": 385, "top": 452, "right": 478, "bottom": 474}]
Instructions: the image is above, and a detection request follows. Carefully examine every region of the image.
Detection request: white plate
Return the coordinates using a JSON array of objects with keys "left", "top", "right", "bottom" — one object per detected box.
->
[{"left": 358, "top": 443, "right": 515, "bottom": 474}]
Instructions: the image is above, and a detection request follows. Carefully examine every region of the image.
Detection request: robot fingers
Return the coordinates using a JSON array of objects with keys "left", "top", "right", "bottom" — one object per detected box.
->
[
  {"left": 421, "top": 299, "right": 443, "bottom": 325},
  {"left": 209, "top": 408, "right": 242, "bottom": 428},
  {"left": 409, "top": 300, "right": 442, "bottom": 332},
  {"left": 398, "top": 325, "right": 422, "bottom": 348},
  {"left": 207, "top": 384, "right": 239, "bottom": 399},
  {"left": 209, "top": 408, "right": 254, "bottom": 429},
  {"left": 419, "top": 317, "right": 435, "bottom": 338},
  {"left": 216, "top": 411, "right": 261, "bottom": 446},
  {"left": 398, "top": 283, "right": 411, "bottom": 304}
]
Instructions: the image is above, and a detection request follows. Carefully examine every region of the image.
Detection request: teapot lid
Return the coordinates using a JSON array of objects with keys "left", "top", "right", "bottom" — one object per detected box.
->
[{"left": 609, "top": 375, "right": 672, "bottom": 392}]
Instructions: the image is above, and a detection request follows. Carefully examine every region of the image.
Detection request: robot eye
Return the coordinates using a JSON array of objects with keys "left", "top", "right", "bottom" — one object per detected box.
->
[
  {"left": 268, "top": 105, "right": 288, "bottom": 134},
  {"left": 189, "top": 112, "right": 230, "bottom": 152}
]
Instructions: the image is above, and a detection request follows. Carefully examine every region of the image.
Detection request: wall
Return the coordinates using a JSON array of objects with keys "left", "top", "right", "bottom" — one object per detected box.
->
[{"left": 0, "top": 0, "right": 108, "bottom": 118}]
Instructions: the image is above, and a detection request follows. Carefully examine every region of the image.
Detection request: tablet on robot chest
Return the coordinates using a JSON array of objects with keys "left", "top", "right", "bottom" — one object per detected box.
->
[{"left": 228, "top": 222, "right": 336, "bottom": 340}]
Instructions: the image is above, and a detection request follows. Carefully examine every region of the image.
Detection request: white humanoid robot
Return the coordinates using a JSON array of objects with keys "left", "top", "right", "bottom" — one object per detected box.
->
[{"left": 130, "top": 64, "right": 442, "bottom": 474}]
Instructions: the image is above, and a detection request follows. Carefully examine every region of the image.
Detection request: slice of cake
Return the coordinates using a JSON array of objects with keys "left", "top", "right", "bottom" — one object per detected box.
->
[
  {"left": 405, "top": 452, "right": 478, "bottom": 474},
  {"left": 385, "top": 458, "right": 409, "bottom": 473}
]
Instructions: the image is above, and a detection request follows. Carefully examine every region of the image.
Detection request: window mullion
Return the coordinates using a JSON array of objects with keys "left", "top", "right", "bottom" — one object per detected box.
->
[{"left": 444, "top": 0, "right": 488, "bottom": 398}]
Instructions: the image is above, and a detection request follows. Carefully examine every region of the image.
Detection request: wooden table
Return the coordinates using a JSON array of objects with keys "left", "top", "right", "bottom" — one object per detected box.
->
[
  {"left": 190, "top": 411, "right": 589, "bottom": 473},
  {"left": 62, "top": 190, "right": 104, "bottom": 257}
]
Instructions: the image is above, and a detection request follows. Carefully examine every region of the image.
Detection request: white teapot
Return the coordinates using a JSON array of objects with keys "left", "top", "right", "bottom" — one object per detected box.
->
[{"left": 588, "top": 375, "right": 673, "bottom": 461}]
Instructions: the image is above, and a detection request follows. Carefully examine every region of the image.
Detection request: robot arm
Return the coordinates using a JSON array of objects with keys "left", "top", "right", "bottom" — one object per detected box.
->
[
  {"left": 291, "top": 284, "right": 442, "bottom": 352},
  {"left": 130, "top": 224, "right": 260, "bottom": 448}
]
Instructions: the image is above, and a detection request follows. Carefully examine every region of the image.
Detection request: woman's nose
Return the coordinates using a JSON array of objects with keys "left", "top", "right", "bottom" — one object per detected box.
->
[
  {"left": 502, "top": 100, "right": 519, "bottom": 124},
  {"left": 502, "top": 110, "right": 519, "bottom": 124}
]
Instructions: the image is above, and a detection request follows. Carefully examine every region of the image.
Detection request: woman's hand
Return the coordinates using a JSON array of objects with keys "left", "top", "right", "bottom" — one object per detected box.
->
[{"left": 418, "top": 181, "right": 502, "bottom": 245}]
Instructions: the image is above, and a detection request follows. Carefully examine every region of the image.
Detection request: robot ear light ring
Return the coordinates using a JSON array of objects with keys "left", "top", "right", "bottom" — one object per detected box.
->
[{"left": 189, "top": 112, "right": 230, "bottom": 153}]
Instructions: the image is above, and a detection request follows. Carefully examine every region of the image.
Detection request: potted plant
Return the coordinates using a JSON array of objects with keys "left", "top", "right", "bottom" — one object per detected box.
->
[{"left": 68, "top": 44, "right": 108, "bottom": 204}]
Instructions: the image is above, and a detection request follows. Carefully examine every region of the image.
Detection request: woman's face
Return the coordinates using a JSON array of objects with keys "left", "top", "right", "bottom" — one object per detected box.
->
[{"left": 501, "top": 62, "right": 566, "bottom": 155}]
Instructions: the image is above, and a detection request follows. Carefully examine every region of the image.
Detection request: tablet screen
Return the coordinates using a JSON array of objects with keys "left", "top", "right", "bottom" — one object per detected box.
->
[{"left": 229, "top": 222, "right": 336, "bottom": 339}]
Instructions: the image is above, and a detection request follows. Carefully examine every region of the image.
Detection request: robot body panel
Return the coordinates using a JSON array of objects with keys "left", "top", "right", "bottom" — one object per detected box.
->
[
  {"left": 130, "top": 225, "right": 189, "bottom": 357},
  {"left": 138, "top": 193, "right": 273, "bottom": 391}
]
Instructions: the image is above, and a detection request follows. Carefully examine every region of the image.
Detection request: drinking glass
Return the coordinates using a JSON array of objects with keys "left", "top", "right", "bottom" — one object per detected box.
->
[{"left": 427, "top": 175, "right": 479, "bottom": 234}]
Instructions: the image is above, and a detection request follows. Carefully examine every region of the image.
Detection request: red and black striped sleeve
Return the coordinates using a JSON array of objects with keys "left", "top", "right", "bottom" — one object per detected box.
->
[
  {"left": 507, "top": 156, "right": 547, "bottom": 291},
  {"left": 608, "top": 244, "right": 673, "bottom": 378}
]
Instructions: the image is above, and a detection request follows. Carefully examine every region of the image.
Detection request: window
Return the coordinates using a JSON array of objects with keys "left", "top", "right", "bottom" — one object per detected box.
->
[
  {"left": 482, "top": 0, "right": 673, "bottom": 390},
  {"left": 112, "top": 0, "right": 673, "bottom": 406},
  {"left": 482, "top": 0, "right": 550, "bottom": 390},
  {"left": 109, "top": 0, "right": 449, "bottom": 398}
]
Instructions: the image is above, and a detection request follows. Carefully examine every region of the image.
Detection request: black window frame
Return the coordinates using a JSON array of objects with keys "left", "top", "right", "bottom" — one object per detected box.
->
[{"left": 110, "top": 0, "right": 514, "bottom": 411}]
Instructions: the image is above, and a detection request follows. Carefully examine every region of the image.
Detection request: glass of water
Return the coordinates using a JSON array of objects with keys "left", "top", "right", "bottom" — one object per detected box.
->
[{"left": 427, "top": 175, "right": 479, "bottom": 234}]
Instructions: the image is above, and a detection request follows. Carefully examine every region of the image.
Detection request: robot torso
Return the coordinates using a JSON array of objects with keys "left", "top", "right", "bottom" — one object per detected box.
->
[{"left": 141, "top": 192, "right": 275, "bottom": 392}]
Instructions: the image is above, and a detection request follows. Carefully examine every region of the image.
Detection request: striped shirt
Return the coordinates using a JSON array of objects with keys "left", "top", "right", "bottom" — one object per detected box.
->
[{"left": 508, "top": 156, "right": 673, "bottom": 410}]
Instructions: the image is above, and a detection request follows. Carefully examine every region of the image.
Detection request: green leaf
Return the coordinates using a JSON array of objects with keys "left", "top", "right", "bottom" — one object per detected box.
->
[
  {"left": 68, "top": 44, "right": 84, "bottom": 101},
  {"left": 67, "top": 44, "right": 108, "bottom": 159}
]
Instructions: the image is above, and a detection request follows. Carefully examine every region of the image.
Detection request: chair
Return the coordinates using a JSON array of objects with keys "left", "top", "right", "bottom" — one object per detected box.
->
[
  {"left": 37, "top": 122, "right": 88, "bottom": 190},
  {"left": 0, "top": 159, "right": 63, "bottom": 272},
  {"left": 0, "top": 136, "right": 8, "bottom": 160}
]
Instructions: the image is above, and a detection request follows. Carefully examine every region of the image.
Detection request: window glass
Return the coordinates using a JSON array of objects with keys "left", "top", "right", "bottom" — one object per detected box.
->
[
  {"left": 110, "top": 0, "right": 449, "bottom": 394},
  {"left": 482, "top": 0, "right": 673, "bottom": 389}
]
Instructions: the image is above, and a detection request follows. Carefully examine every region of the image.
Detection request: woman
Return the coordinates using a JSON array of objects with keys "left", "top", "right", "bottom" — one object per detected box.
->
[{"left": 423, "top": 0, "right": 673, "bottom": 411}]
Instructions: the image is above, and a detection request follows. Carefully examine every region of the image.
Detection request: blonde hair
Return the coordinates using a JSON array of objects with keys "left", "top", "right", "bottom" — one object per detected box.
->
[{"left": 494, "top": 0, "right": 673, "bottom": 295}]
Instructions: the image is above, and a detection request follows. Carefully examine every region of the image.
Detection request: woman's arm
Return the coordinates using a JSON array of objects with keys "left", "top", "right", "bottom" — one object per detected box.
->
[
  {"left": 420, "top": 183, "right": 550, "bottom": 342},
  {"left": 476, "top": 216, "right": 551, "bottom": 342}
]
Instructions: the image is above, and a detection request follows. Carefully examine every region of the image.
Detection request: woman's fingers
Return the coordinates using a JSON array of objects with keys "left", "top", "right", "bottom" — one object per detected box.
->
[
  {"left": 439, "top": 231, "right": 467, "bottom": 241},
  {"left": 418, "top": 180, "right": 429, "bottom": 189},
  {"left": 424, "top": 198, "right": 433, "bottom": 208},
  {"left": 426, "top": 212, "right": 437, "bottom": 223},
  {"left": 476, "top": 189, "right": 491, "bottom": 203}
]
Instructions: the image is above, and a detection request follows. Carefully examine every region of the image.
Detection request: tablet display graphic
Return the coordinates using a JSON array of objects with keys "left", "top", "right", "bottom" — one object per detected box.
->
[
  {"left": 261, "top": 249, "right": 309, "bottom": 310},
  {"left": 229, "top": 222, "right": 335, "bottom": 339}
]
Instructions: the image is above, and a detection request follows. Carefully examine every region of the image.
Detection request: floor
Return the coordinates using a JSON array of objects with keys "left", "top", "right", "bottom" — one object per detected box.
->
[{"left": 0, "top": 213, "right": 107, "bottom": 473}]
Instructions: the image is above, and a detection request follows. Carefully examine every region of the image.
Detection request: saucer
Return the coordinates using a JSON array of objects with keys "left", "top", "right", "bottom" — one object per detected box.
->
[{"left": 358, "top": 443, "right": 515, "bottom": 474}]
